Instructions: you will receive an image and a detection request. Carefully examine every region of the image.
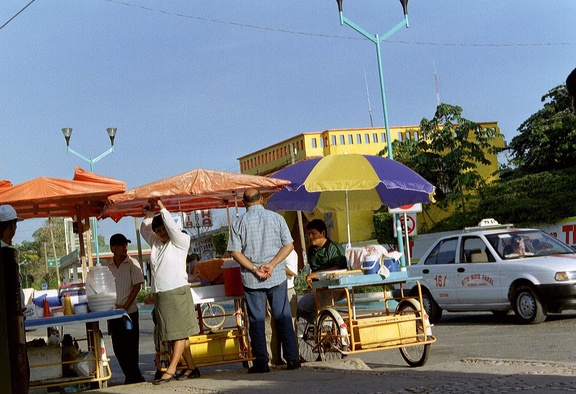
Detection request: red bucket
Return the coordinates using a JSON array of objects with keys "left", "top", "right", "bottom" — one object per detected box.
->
[{"left": 222, "top": 261, "right": 244, "bottom": 296}]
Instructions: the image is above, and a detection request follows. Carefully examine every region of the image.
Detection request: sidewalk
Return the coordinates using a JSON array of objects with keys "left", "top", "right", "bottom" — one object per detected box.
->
[{"left": 89, "top": 357, "right": 576, "bottom": 393}]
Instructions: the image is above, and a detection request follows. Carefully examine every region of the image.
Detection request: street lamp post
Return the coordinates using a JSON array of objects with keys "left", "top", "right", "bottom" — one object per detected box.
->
[
  {"left": 335, "top": 0, "right": 410, "bottom": 267},
  {"left": 61, "top": 127, "right": 117, "bottom": 266}
]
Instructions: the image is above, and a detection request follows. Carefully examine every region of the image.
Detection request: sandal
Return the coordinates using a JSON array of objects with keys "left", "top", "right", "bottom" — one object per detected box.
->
[
  {"left": 152, "top": 372, "right": 176, "bottom": 385},
  {"left": 176, "top": 367, "right": 201, "bottom": 380}
]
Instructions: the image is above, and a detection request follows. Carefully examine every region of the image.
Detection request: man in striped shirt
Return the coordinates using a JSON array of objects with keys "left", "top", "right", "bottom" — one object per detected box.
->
[{"left": 107, "top": 233, "right": 146, "bottom": 384}]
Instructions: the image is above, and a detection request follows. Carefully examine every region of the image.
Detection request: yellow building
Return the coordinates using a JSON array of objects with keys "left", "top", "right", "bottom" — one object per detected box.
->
[{"left": 238, "top": 123, "right": 503, "bottom": 246}]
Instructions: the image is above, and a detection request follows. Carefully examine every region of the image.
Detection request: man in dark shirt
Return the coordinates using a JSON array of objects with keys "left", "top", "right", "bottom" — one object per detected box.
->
[{"left": 297, "top": 219, "right": 347, "bottom": 324}]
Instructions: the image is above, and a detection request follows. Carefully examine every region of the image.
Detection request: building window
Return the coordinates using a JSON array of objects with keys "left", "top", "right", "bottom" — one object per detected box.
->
[
  {"left": 372, "top": 133, "right": 378, "bottom": 143},
  {"left": 348, "top": 134, "right": 354, "bottom": 145},
  {"left": 397, "top": 132, "right": 403, "bottom": 142},
  {"left": 381, "top": 133, "right": 386, "bottom": 143},
  {"left": 406, "top": 131, "right": 411, "bottom": 140},
  {"left": 320, "top": 138, "right": 325, "bottom": 148},
  {"left": 364, "top": 133, "right": 369, "bottom": 143},
  {"left": 340, "top": 135, "right": 345, "bottom": 145},
  {"left": 413, "top": 131, "right": 419, "bottom": 141},
  {"left": 331, "top": 135, "right": 337, "bottom": 145},
  {"left": 311, "top": 138, "right": 317, "bottom": 148}
]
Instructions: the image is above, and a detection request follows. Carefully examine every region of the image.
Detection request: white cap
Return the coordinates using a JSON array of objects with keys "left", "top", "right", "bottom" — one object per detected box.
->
[{"left": 0, "top": 205, "right": 23, "bottom": 222}]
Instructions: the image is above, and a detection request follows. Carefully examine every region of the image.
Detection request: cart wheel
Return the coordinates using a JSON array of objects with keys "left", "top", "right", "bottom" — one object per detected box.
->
[
  {"left": 202, "top": 303, "right": 226, "bottom": 330},
  {"left": 396, "top": 301, "right": 430, "bottom": 367},
  {"left": 317, "top": 310, "right": 348, "bottom": 361},
  {"left": 296, "top": 315, "right": 316, "bottom": 362}
]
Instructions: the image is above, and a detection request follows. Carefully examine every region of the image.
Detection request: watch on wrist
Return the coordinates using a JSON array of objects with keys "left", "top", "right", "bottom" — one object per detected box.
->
[{"left": 252, "top": 265, "right": 256, "bottom": 273}]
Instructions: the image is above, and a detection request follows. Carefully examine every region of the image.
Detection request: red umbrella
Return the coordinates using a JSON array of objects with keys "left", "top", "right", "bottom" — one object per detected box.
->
[
  {"left": 103, "top": 168, "right": 290, "bottom": 222},
  {"left": 0, "top": 167, "right": 126, "bottom": 219}
]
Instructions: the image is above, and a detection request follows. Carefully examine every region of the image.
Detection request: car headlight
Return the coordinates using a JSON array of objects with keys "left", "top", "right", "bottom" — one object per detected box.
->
[{"left": 555, "top": 271, "right": 576, "bottom": 281}]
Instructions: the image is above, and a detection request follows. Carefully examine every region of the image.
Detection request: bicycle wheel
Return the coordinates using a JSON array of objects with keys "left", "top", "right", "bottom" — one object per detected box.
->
[
  {"left": 296, "top": 315, "right": 316, "bottom": 362},
  {"left": 396, "top": 301, "right": 430, "bottom": 367},
  {"left": 317, "top": 310, "right": 348, "bottom": 361},
  {"left": 202, "top": 303, "right": 226, "bottom": 330}
]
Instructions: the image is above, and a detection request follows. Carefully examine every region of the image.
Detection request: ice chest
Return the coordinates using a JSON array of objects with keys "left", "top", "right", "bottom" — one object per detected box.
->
[
  {"left": 352, "top": 314, "right": 416, "bottom": 350},
  {"left": 28, "top": 345, "right": 63, "bottom": 381},
  {"left": 222, "top": 260, "right": 244, "bottom": 296},
  {"left": 188, "top": 330, "right": 240, "bottom": 364}
]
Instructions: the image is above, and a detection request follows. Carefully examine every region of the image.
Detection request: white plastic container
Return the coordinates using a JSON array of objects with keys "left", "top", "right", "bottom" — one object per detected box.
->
[{"left": 86, "top": 265, "right": 116, "bottom": 312}]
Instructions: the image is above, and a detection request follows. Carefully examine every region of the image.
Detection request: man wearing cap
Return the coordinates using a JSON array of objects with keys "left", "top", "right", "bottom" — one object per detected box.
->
[
  {"left": 0, "top": 204, "right": 23, "bottom": 247},
  {"left": 106, "top": 233, "right": 146, "bottom": 384}
]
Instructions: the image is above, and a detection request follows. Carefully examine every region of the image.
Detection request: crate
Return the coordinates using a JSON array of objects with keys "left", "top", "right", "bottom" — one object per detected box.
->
[
  {"left": 189, "top": 330, "right": 240, "bottom": 364},
  {"left": 352, "top": 314, "right": 416, "bottom": 350},
  {"left": 28, "top": 345, "right": 63, "bottom": 381}
]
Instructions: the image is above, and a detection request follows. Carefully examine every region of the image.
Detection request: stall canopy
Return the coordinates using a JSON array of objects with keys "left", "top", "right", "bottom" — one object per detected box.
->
[
  {"left": 0, "top": 167, "right": 126, "bottom": 219},
  {"left": 103, "top": 168, "right": 291, "bottom": 222}
]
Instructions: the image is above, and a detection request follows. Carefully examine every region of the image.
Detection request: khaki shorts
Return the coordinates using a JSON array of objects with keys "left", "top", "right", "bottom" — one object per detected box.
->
[{"left": 153, "top": 285, "right": 199, "bottom": 341}]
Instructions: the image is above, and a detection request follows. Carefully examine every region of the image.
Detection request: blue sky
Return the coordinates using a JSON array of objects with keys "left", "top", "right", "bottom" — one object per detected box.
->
[{"left": 2, "top": 0, "right": 575, "bottom": 244}]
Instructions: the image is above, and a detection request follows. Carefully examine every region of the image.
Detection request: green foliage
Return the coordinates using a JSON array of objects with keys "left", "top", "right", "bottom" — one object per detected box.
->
[
  {"left": 211, "top": 231, "right": 229, "bottom": 257},
  {"left": 509, "top": 85, "right": 576, "bottom": 175},
  {"left": 371, "top": 209, "right": 396, "bottom": 246},
  {"left": 475, "top": 168, "right": 576, "bottom": 226},
  {"left": 137, "top": 288, "right": 152, "bottom": 303},
  {"left": 392, "top": 103, "right": 503, "bottom": 214},
  {"left": 15, "top": 218, "right": 67, "bottom": 287}
]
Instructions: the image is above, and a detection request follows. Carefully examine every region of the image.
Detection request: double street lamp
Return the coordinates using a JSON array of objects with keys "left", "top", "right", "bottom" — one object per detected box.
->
[
  {"left": 335, "top": 0, "right": 410, "bottom": 267},
  {"left": 61, "top": 127, "right": 117, "bottom": 266}
]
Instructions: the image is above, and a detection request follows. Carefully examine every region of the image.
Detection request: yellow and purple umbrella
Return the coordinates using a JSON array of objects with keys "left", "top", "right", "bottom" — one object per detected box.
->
[{"left": 267, "top": 154, "right": 435, "bottom": 245}]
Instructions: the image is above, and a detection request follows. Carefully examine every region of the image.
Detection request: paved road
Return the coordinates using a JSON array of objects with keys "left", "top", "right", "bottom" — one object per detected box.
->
[{"left": 27, "top": 306, "right": 576, "bottom": 393}]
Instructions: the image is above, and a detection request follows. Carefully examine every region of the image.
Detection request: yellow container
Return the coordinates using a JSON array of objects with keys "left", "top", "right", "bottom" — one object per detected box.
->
[
  {"left": 352, "top": 315, "right": 416, "bottom": 350},
  {"left": 189, "top": 330, "right": 240, "bottom": 364}
]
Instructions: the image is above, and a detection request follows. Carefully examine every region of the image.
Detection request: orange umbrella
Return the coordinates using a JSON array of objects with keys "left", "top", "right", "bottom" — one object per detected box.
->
[
  {"left": 103, "top": 168, "right": 290, "bottom": 222},
  {"left": 0, "top": 167, "right": 126, "bottom": 219}
]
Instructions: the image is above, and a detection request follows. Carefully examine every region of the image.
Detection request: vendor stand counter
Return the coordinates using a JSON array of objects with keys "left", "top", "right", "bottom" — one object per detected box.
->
[
  {"left": 25, "top": 309, "right": 128, "bottom": 390},
  {"left": 154, "top": 284, "right": 254, "bottom": 374}
]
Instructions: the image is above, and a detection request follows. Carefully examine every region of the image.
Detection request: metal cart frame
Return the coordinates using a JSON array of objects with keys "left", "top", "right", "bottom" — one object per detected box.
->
[
  {"left": 154, "top": 284, "right": 253, "bottom": 374},
  {"left": 299, "top": 272, "right": 436, "bottom": 367},
  {"left": 25, "top": 309, "right": 128, "bottom": 390}
]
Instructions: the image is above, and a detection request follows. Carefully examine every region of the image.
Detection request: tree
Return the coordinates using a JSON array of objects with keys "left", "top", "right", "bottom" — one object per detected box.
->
[
  {"left": 390, "top": 103, "right": 503, "bottom": 213},
  {"left": 14, "top": 217, "right": 67, "bottom": 288},
  {"left": 508, "top": 85, "right": 576, "bottom": 175}
]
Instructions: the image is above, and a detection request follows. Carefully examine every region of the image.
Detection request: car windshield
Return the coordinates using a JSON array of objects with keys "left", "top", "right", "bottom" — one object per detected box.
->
[{"left": 485, "top": 230, "right": 575, "bottom": 259}]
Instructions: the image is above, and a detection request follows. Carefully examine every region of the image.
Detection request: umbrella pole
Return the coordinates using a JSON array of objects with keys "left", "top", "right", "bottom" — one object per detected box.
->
[
  {"left": 48, "top": 218, "right": 61, "bottom": 287},
  {"left": 345, "top": 191, "right": 351, "bottom": 248}
]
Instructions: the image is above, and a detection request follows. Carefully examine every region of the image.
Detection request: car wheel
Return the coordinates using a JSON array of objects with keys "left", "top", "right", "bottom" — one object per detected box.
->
[
  {"left": 412, "top": 288, "right": 443, "bottom": 324},
  {"left": 513, "top": 285, "right": 547, "bottom": 324}
]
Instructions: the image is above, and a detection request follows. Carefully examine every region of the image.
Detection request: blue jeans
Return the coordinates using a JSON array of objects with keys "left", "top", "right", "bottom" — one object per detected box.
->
[{"left": 243, "top": 281, "right": 298, "bottom": 365}]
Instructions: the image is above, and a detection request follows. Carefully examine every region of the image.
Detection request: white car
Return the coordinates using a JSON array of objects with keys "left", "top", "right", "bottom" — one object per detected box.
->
[{"left": 407, "top": 221, "right": 576, "bottom": 324}]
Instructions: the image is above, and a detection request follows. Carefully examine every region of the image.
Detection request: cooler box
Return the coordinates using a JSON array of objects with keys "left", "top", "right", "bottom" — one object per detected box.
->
[
  {"left": 222, "top": 260, "right": 244, "bottom": 296},
  {"left": 383, "top": 259, "right": 399, "bottom": 272}
]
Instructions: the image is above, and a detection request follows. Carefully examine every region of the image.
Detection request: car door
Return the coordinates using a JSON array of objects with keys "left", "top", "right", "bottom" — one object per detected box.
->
[
  {"left": 456, "top": 235, "right": 503, "bottom": 306},
  {"left": 416, "top": 237, "right": 460, "bottom": 307}
]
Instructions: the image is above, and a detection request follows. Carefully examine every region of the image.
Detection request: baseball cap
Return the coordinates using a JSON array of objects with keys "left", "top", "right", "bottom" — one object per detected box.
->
[
  {"left": 0, "top": 205, "right": 23, "bottom": 222},
  {"left": 110, "top": 233, "right": 131, "bottom": 246}
]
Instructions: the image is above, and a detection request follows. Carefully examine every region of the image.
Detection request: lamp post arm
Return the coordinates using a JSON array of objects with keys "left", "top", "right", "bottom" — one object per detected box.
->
[
  {"left": 91, "top": 147, "right": 114, "bottom": 166},
  {"left": 66, "top": 147, "right": 93, "bottom": 167},
  {"left": 339, "top": 13, "right": 377, "bottom": 43},
  {"left": 379, "top": 17, "right": 409, "bottom": 42}
]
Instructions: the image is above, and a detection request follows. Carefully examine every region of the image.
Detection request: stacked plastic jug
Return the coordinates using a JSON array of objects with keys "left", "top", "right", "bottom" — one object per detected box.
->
[{"left": 85, "top": 265, "right": 116, "bottom": 312}]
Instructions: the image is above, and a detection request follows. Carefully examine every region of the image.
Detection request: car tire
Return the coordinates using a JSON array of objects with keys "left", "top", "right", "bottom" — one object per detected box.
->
[
  {"left": 513, "top": 285, "right": 547, "bottom": 324},
  {"left": 412, "top": 287, "right": 443, "bottom": 324}
]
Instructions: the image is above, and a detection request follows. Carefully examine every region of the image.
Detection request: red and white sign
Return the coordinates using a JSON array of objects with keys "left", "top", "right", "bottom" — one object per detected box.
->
[
  {"left": 392, "top": 212, "right": 418, "bottom": 237},
  {"left": 388, "top": 203, "right": 423, "bottom": 214}
]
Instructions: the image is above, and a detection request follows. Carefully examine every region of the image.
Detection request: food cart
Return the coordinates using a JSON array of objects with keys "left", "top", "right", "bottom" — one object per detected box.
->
[
  {"left": 154, "top": 284, "right": 253, "bottom": 376},
  {"left": 25, "top": 309, "right": 128, "bottom": 390},
  {"left": 298, "top": 271, "right": 436, "bottom": 367}
]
